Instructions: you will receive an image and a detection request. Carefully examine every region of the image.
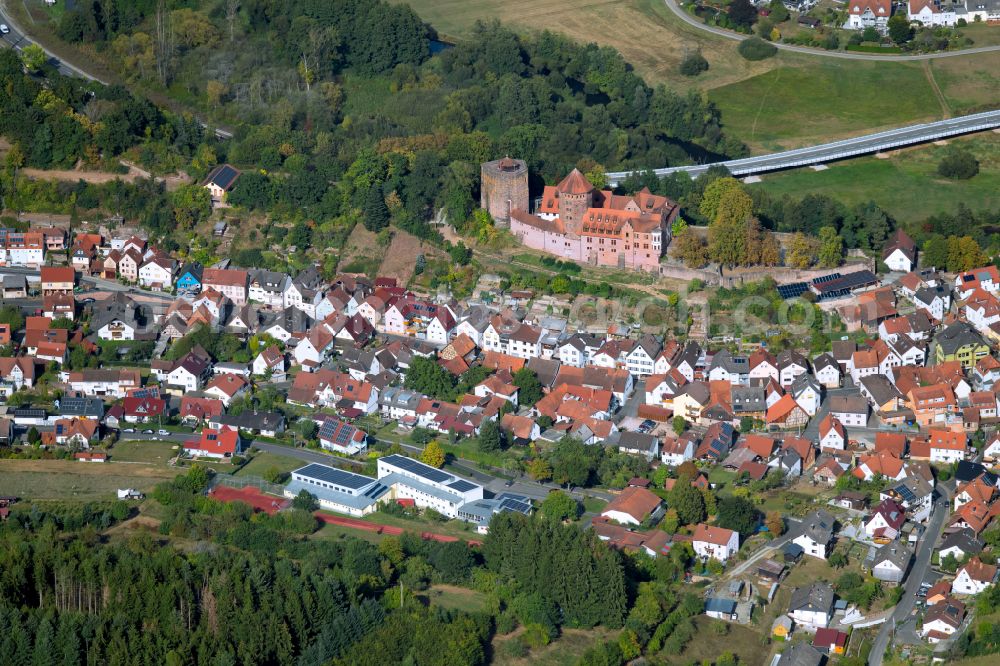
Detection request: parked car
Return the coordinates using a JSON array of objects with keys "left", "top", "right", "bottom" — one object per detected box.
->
[
  {"left": 158, "top": 429, "right": 169, "bottom": 436},
  {"left": 142, "top": 429, "right": 153, "bottom": 434},
  {"left": 0, "top": 24, "right": 9, "bottom": 35},
  {"left": 123, "top": 428, "right": 135, "bottom": 433}
]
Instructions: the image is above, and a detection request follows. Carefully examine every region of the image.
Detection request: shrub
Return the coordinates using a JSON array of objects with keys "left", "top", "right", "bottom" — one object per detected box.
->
[
  {"left": 679, "top": 52, "right": 709, "bottom": 77},
  {"left": 738, "top": 37, "right": 778, "bottom": 61},
  {"left": 938, "top": 149, "right": 980, "bottom": 180}
]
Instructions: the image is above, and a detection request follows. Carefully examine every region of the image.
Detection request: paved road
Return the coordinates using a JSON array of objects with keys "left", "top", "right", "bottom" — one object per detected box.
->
[
  {"left": 663, "top": 0, "right": 1000, "bottom": 62},
  {"left": 0, "top": 2, "right": 233, "bottom": 139},
  {"left": 0, "top": 266, "right": 176, "bottom": 302},
  {"left": 607, "top": 109, "right": 1000, "bottom": 182},
  {"left": 868, "top": 484, "right": 952, "bottom": 666}
]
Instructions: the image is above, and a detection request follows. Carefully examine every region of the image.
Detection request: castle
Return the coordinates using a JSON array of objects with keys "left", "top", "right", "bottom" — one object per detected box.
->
[{"left": 502, "top": 168, "right": 679, "bottom": 273}]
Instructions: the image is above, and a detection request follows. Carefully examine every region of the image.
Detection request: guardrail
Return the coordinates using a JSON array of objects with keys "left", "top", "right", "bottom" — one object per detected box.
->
[{"left": 606, "top": 109, "right": 1000, "bottom": 184}]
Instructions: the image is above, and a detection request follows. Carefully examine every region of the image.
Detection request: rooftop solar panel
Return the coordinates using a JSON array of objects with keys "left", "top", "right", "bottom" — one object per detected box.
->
[
  {"left": 382, "top": 454, "right": 452, "bottom": 484},
  {"left": 776, "top": 282, "right": 808, "bottom": 300},
  {"left": 811, "top": 273, "right": 842, "bottom": 285},
  {"left": 295, "top": 463, "right": 374, "bottom": 490},
  {"left": 448, "top": 480, "right": 477, "bottom": 492}
]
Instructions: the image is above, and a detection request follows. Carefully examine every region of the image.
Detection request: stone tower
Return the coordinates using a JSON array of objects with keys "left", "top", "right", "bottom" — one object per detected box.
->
[
  {"left": 555, "top": 169, "right": 594, "bottom": 237},
  {"left": 480, "top": 157, "right": 528, "bottom": 229}
]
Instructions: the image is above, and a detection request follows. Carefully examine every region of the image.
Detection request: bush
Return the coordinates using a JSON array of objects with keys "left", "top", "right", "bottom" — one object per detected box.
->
[
  {"left": 938, "top": 149, "right": 980, "bottom": 180},
  {"left": 738, "top": 37, "right": 778, "bottom": 61},
  {"left": 679, "top": 52, "right": 709, "bottom": 77}
]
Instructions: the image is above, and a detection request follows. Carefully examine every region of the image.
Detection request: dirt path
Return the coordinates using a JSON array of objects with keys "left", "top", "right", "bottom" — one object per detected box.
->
[
  {"left": 19, "top": 162, "right": 190, "bottom": 191},
  {"left": 923, "top": 61, "right": 952, "bottom": 119}
]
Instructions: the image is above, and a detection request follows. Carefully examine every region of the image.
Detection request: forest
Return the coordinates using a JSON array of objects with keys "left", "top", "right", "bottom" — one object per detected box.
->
[{"left": 0, "top": 465, "right": 706, "bottom": 666}]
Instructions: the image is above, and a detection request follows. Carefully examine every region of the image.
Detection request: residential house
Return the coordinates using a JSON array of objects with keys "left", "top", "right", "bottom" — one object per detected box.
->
[
  {"left": 828, "top": 394, "right": 869, "bottom": 427},
  {"left": 203, "top": 164, "right": 241, "bottom": 202},
  {"left": 600, "top": 486, "right": 664, "bottom": 527},
  {"left": 882, "top": 229, "right": 917, "bottom": 272},
  {"left": 175, "top": 262, "right": 203, "bottom": 295},
  {"left": 185, "top": 427, "right": 243, "bottom": 459},
  {"left": 252, "top": 345, "right": 286, "bottom": 379},
  {"left": 248, "top": 269, "right": 290, "bottom": 308},
  {"left": 914, "top": 285, "right": 950, "bottom": 321},
  {"left": 138, "top": 255, "right": 176, "bottom": 289},
  {"left": 952, "top": 557, "right": 998, "bottom": 595},
  {"left": 938, "top": 528, "right": 983, "bottom": 562},
  {"left": 793, "top": 509, "right": 836, "bottom": 560},
  {"left": 788, "top": 582, "right": 835, "bottom": 630},
  {"left": 53, "top": 418, "right": 99, "bottom": 448},
  {"left": 928, "top": 429, "right": 967, "bottom": 464},
  {"left": 932, "top": 322, "right": 990, "bottom": 369},
  {"left": 818, "top": 414, "right": 846, "bottom": 450},
  {"left": 864, "top": 498, "right": 906, "bottom": 541},
  {"left": 179, "top": 396, "right": 225, "bottom": 426},
  {"left": 317, "top": 417, "right": 368, "bottom": 455},
  {"left": 122, "top": 397, "right": 167, "bottom": 423},
  {"left": 813, "top": 353, "right": 841, "bottom": 389},
  {"left": 777, "top": 350, "right": 808, "bottom": 388},
  {"left": 692, "top": 523, "right": 740, "bottom": 563},
  {"left": 208, "top": 411, "right": 285, "bottom": 438},
  {"left": 204, "top": 373, "right": 249, "bottom": 407},
  {"left": 866, "top": 543, "right": 912, "bottom": 584},
  {"left": 922, "top": 597, "right": 966, "bottom": 643},
  {"left": 881, "top": 475, "right": 934, "bottom": 522},
  {"left": 39, "top": 266, "right": 75, "bottom": 295},
  {"left": 202, "top": 268, "right": 249, "bottom": 306},
  {"left": 660, "top": 434, "right": 697, "bottom": 466}
]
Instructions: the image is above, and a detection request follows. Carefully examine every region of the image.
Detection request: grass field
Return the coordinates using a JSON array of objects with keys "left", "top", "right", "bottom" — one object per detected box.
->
[
  {"left": 492, "top": 627, "right": 616, "bottom": 666},
  {"left": 235, "top": 451, "right": 304, "bottom": 479},
  {"left": 707, "top": 61, "right": 939, "bottom": 152},
  {"left": 663, "top": 615, "right": 773, "bottom": 665},
  {"left": 361, "top": 512, "right": 481, "bottom": 540},
  {"left": 420, "top": 585, "right": 488, "bottom": 613},
  {"left": 109, "top": 440, "right": 179, "bottom": 465},
  {"left": 748, "top": 132, "right": 1000, "bottom": 221},
  {"left": 0, "top": 459, "right": 176, "bottom": 501}
]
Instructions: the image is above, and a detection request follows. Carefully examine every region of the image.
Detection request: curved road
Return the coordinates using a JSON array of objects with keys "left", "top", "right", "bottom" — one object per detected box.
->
[
  {"left": 665, "top": 0, "right": 1000, "bottom": 61},
  {"left": 0, "top": 1, "right": 232, "bottom": 139}
]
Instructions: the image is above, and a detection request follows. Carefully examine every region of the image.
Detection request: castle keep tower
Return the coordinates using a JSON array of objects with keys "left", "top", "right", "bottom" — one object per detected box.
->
[
  {"left": 554, "top": 168, "right": 594, "bottom": 237},
  {"left": 480, "top": 157, "right": 529, "bottom": 228}
]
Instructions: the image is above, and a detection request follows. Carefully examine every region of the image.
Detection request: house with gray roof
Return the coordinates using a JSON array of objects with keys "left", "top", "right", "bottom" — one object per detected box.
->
[
  {"left": 792, "top": 509, "right": 837, "bottom": 560},
  {"left": 788, "top": 582, "right": 835, "bottom": 629},
  {"left": 865, "top": 542, "right": 913, "bottom": 584}
]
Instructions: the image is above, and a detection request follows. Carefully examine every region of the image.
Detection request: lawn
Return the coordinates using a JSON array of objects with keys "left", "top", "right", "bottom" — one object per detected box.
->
[
  {"left": 235, "top": 451, "right": 305, "bottom": 480},
  {"left": 662, "top": 615, "right": 773, "bottom": 665},
  {"left": 108, "top": 439, "right": 179, "bottom": 465},
  {"left": 361, "top": 511, "right": 482, "bottom": 540},
  {"left": 492, "top": 627, "right": 616, "bottom": 666},
  {"left": 0, "top": 459, "right": 176, "bottom": 501},
  {"left": 748, "top": 132, "right": 1000, "bottom": 222}
]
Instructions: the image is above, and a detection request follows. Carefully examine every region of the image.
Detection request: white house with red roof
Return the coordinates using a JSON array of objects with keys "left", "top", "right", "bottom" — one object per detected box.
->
[
  {"left": 908, "top": 0, "right": 958, "bottom": 25},
  {"left": 955, "top": 265, "right": 1000, "bottom": 300},
  {"left": 185, "top": 427, "right": 243, "bottom": 459},
  {"left": 600, "top": 486, "right": 664, "bottom": 527},
  {"left": 952, "top": 557, "right": 998, "bottom": 595},
  {"left": 819, "top": 414, "right": 846, "bottom": 450},
  {"left": 692, "top": 523, "right": 740, "bottom": 563},
  {"left": 204, "top": 373, "right": 249, "bottom": 407},
  {"left": 846, "top": 0, "right": 891, "bottom": 29}
]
